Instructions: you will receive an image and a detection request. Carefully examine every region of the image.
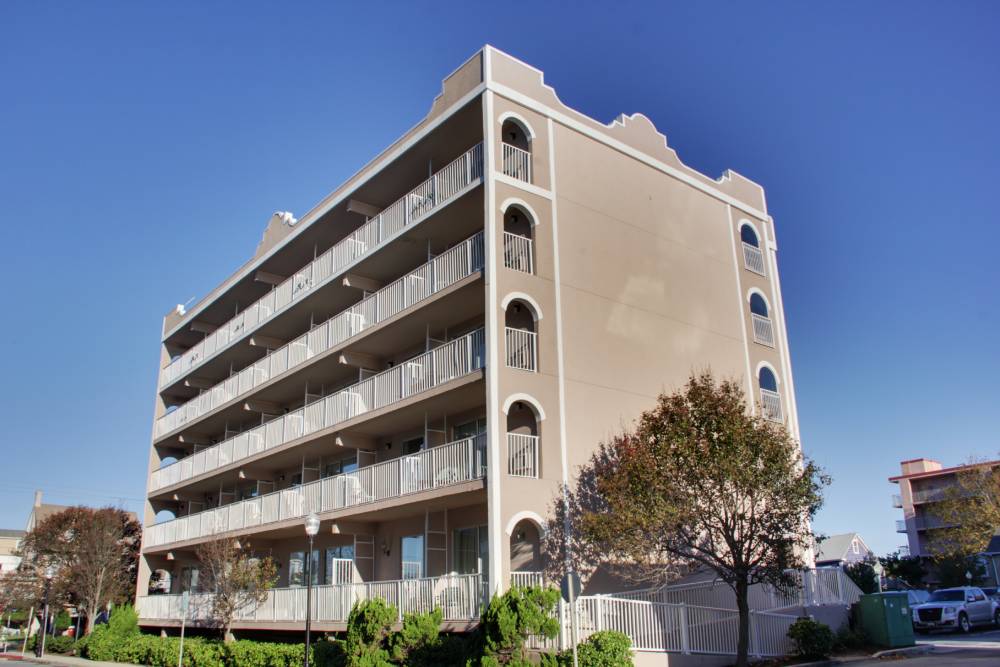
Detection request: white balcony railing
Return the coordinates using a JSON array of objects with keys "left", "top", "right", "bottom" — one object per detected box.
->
[
  {"left": 507, "top": 433, "right": 539, "bottom": 478},
  {"left": 896, "top": 520, "right": 907, "bottom": 533},
  {"left": 501, "top": 143, "right": 531, "bottom": 183},
  {"left": 751, "top": 313, "right": 775, "bottom": 347},
  {"left": 510, "top": 571, "right": 545, "bottom": 589},
  {"left": 505, "top": 328, "right": 537, "bottom": 372},
  {"left": 148, "top": 329, "right": 485, "bottom": 493},
  {"left": 146, "top": 434, "right": 486, "bottom": 548},
  {"left": 891, "top": 494, "right": 903, "bottom": 508},
  {"left": 137, "top": 572, "right": 484, "bottom": 624},
  {"left": 153, "top": 232, "right": 485, "bottom": 441},
  {"left": 760, "top": 389, "right": 783, "bottom": 423},
  {"left": 329, "top": 558, "right": 360, "bottom": 585},
  {"left": 742, "top": 242, "right": 765, "bottom": 276},
  {"left": 503, "top": 232, "right": 533, "bottom": 274},
  {"left": 158, "top": 143, "right": 484, "bottom": 390}
]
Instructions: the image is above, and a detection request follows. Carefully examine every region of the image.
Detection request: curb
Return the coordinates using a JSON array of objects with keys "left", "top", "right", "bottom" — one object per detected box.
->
[{"left": 871, "top": 644, "right": 933, "bottom": 659}]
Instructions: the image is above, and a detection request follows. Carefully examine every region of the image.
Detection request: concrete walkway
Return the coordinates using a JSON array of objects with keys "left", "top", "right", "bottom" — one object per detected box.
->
[{"left": 0, "top": 651, "right": 140, "bottom": 667}]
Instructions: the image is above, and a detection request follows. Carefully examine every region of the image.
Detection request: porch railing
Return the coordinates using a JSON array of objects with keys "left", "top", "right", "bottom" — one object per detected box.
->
[
  {"left": 145, "top": 435, "right": 487, "bottom": 549},
  {"left": 507, "top": 433, "right": 539, "bottom": 478},
  {"left": 505, "top": 328, "right": 537, "bottom": 371},
  {"left": 751, "top": 313, "right": 775, "bottom": 347},
  {"left": 159, "top": 143, "right": 484, "bottom": 390},
  {"left": 510, "top": 571, "right": 545, "bottom": 588},
  {"left": 153, "top": 232, "right": 485, "bottom": 442},
  {"left": 503, "top": 232, "right": 533, "bottom": 274},
  {"left": 760, "top": 389, "right": 783, "bottom": 423},
  {"left": 137, "top": 572, "right": 484, "bottom": 623},
  {"left": 148, "top": 328, "right": 485, "bottom": 494},
  {"left": 501, "top": 143, "right": 531, "bottom": 183},
  {"left": 742, "top": 242, "right": 765, "bottom": 275}
]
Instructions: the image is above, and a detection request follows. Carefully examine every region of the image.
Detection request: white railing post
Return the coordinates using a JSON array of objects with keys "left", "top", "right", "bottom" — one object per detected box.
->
[{"left": 679, "top": 603, "right": 690, "bottom": 655}]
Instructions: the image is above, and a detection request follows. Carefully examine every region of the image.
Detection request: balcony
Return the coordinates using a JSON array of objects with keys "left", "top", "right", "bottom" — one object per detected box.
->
[
  {"left": 742, "top": 242, "right": 765, "bottom": 276},
  {"left": 154, "top": 233, "right": 485, "bottom": 441},
  {"left": 891, "top": 493, "right": 903, "bottom": 508},
  {"left": 146, "top": 434, "right": 486, "bottom": 549},
  {"left": 507, "top": 433, "right": 539, "bottom": 478},
  {"left": 505, "top": 328, "right": 537, "bottom": 372},
  {"left": 896, "top": 520, "right": 907, "bottom": 533},
  {"left": 159, "top": 143, "right": 484, "bottom": 391},
  {"left": 149, "top": 329, "right": 485, "bottom": 493},
  {"left": 912, "top": 488, "right": 946, "bottom": 504},
  {"left": 751, "top": 313, "right": 775, "bottom": 347},
  {"left": 510, "top": 571, "right": 544, "bottom": 588},
  {"left": 501, "top": 143, "right": 531, "bottom": 183},
  {"left": 760, "top": 389, "right": 783, "bottom": 423},
  {"left": 137, "top": 572, "right": 484, "bottom": 625},
  {"left": 503, "top": 232, "right": 533, "bottom": 274}
]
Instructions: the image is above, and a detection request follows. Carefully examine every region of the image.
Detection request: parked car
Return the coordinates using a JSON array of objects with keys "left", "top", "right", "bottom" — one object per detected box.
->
[
  {"left": 906, "top": 589, "right": 931, "bottom": 606},
  {"left": 980, "top": 586, "right": 1000, "bottom": 602},
  {"left": 912, "top": 587, "right": 1000, "bottom": 633}
]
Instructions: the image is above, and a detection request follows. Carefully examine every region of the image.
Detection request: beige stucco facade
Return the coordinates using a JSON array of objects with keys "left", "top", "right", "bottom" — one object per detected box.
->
[{"left": 137, "top": 46, "right": 800, "bottom": 633}]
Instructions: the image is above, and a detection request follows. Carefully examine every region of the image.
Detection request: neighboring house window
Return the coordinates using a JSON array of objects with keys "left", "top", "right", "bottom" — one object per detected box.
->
[{"left": 852, "top": 540, "right": 860, "bottom": 555}]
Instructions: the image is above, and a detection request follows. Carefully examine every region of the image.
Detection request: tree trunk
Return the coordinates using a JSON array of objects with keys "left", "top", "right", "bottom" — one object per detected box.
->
[
  {"left": 735, "top": 579, "right": 751, "bottom": 667},
  {"left": 85, "top": 602, "right": 98, "bottom": 636},
  {"left": 224, "top": 621, "right": 234, "bottom": 643}
]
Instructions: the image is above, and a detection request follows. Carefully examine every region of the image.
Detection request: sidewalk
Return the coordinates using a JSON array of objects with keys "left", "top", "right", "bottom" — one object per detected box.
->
[{"left": 1, "top": 652, "right": 140, "bottom": 667}]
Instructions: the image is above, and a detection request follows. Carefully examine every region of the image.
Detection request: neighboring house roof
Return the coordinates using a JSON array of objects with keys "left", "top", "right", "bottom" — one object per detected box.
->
[
  {"left": 0, "top": 529, "right": 26, "bottom": 538},
  {"left": 815, "top": 533, "right": 871, "bottom": 564}
]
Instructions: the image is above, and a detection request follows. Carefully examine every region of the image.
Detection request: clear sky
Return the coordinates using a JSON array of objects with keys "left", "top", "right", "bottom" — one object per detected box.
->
[{"left": 1, "top": 2, "right": 997, "bottom": 557}]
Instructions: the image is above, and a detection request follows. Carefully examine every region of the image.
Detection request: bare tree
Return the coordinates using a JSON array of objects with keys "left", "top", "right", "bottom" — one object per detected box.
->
[
  {"left": 195, "top": 537, "right": 277, "bottom": 642},
  {"left": 17, "top": 507, "right": 140, "bottom": 635}
]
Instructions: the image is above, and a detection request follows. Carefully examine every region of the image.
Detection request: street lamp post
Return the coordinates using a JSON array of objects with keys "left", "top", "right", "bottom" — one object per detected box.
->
[
  {"left": 303, "top": 513, "right": 320, "bottom": 667},
  {"left": 36, "top": 566, "right": 55, "bottom": 658}
]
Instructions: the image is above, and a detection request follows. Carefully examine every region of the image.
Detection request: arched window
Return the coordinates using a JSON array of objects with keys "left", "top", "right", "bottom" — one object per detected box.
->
[
  {"left": 749, "top": 292, "right": 775, "bottom": 347},
  {"left": 507, "top": 400, "right": 540, "bottom": 478},
  {"left": 503, "top": 205, "right": 535, "bottom": 274},
  {"left": 501, "top": 118, "right": 532, "bottom": 183},
  {"left": 758, "top": 367, "right": 783, "bottom": 422},
  {"left": 504, "top": 299, "right": 538, "bottom": 372},
  {"left": 740, "top": 222, "right": 765, "bottom": 275}
]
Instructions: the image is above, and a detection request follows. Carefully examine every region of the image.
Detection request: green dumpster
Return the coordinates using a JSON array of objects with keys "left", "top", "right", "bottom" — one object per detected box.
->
[{"left": 857, "top": 592, "right": 915, "bottom": 648}]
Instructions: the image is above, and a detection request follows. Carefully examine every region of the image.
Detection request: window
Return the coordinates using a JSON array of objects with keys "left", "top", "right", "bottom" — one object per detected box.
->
[
  {"left": 401, "top": 535, "right": 424, "bottom": 579},
  {"left": 289, "top": 550, "right": 320, "bottom": 586},
  {"left": 324, "top": 454, "right": 358, "bottom": 478},
  {"left": 759, "top": 367, "right": 778, "bottom": 393},
  {"left": 290, "top": 472, "right": 303, "bottom": 487},
  {"left": 852, "top": 540, "right": 860, "bottom": 555},
  {"left": 749, "top": 293, "right": 769, "bottom": 318},
  {"left": 454, "top": 418, "right": 487, "bottom": 440},
  {"left": 453, "top": 525, "right": 489, "bottom": 576},
  {"left": 403, "top": 437, "right": 424, "bottom": 456},
  {"left": 180, "top": 567, "right": 200, "bottom": 593},
  {"left": 740, "top": 224, "right": 759, "bottom": 247},
  {"left": 325, "top": 545, "right": 355, "bottom": 585}
]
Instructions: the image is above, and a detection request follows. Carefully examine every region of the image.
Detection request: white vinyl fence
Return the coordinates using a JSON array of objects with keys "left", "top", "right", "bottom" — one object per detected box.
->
[
  {"left": 145, "top": 433, "right": 486, "bottom": 548},
  {"left": 154, "top": 232, "right": 485, "bottom": 443},
  {"left": 159, "top": 143, "right": 484, "bottom": 390}
]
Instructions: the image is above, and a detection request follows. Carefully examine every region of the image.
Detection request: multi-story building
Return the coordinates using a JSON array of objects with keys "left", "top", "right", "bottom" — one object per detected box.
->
[
  {"left": 890, "top": 457, "right": 1000, "bottom": 582},
  {"left": 136, "top": 46, "right": 800, "bottom": 633}
]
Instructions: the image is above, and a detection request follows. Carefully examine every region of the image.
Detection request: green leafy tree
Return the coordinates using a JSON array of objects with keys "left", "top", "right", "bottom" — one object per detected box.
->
[
  {"left": 878, "top": 552, "right": 925, "bottom": 588},
  {"left": 543, "top": 373, "right": 829, "bottom": 667},
  {"left": 195, "top": 537, "right": 277, "bottom": 642},
  {"left": 927, "top": 460, "right": 1000, "bottom": 560},
  {"left": 934, "top": 553, "right": 988, "bottom": 587},
  {"left": 844, "top": 558, "right": 879, "bottom": 594}
]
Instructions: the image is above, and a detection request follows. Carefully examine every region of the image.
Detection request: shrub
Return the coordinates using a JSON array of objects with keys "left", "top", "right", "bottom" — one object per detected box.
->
[
  {"left": 787, "top": 617, "right": 835, "bottom": 660},
  {"left": 344, "top": 598, "right": 397, "bottom": 667},
  {"left": 313, "top": 639, "right": 347, "bottom": 667},
  {"left": 834, "top": 625, "right": 870, "bottom": 652},
  {"left": 562, "top": 631, "right": 633, "bottom": 667},
  {"left": 476, "top": 585, "right": 560, "bottom": 666},
  {"left": 27, "top": 634, "right": 78, "bottom": 655}
]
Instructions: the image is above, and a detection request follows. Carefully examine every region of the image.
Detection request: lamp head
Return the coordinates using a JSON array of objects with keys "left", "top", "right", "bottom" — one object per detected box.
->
[{"left": 304, "top": 513, "right": 320, "bottom": 537}]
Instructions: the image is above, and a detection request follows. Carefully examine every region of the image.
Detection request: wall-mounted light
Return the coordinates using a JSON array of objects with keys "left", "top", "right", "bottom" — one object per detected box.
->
[{"left": 381, "top": 540, "right": 391, "bottom": 557}]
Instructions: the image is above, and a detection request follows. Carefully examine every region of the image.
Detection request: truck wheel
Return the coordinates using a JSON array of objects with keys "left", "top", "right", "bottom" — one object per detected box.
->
[{"left": 959, "top": 612, "right": 971, "bottom": 633}]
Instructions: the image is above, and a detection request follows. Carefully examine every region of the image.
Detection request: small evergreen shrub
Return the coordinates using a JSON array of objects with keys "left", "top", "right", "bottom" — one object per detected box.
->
[
  {"left": 787, "top": 617, "right": 835, "bottom": 659},
  {"left": 344, "top": 598, "right": 397, "bottom": 667},
  {"left": 26, "top": 634, "right": 77, "bottom": 654},
  {"left": 475, "top": 585, "right": 560, "bottom": 666},
  {"left": 559, "top": 631, "right": 633, "bottom": 667}
]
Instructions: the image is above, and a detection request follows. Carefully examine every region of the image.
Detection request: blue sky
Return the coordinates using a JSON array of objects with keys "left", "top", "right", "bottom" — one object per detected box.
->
[{"left": 1, "top": 2, "right": 997, "bottom": 557}]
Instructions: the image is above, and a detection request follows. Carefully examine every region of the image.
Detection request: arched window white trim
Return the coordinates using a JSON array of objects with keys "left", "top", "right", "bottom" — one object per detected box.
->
[
  {"left": 502, "top": 393, "right": 547, "bottom": 421},
  {"left": 498, "top": 112, "right": 536, "bottom": 140},
  {"left": 755, "top": 361, "right": 781, "bottom": 386},
  {"left": 505, "top": 510, "right": 547, "bottom": 536},
  {"left": 500, "top": 198, "right": 543, "bottom": 227},
  {"left": 501, "top": 292, "right": 543, "bottom": 322},
  {"left": 747, "top": 288, "right": 771, "bottom": 318},
  {"left": 738, "top": 219, "right": 762, "bottom": 247}
]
